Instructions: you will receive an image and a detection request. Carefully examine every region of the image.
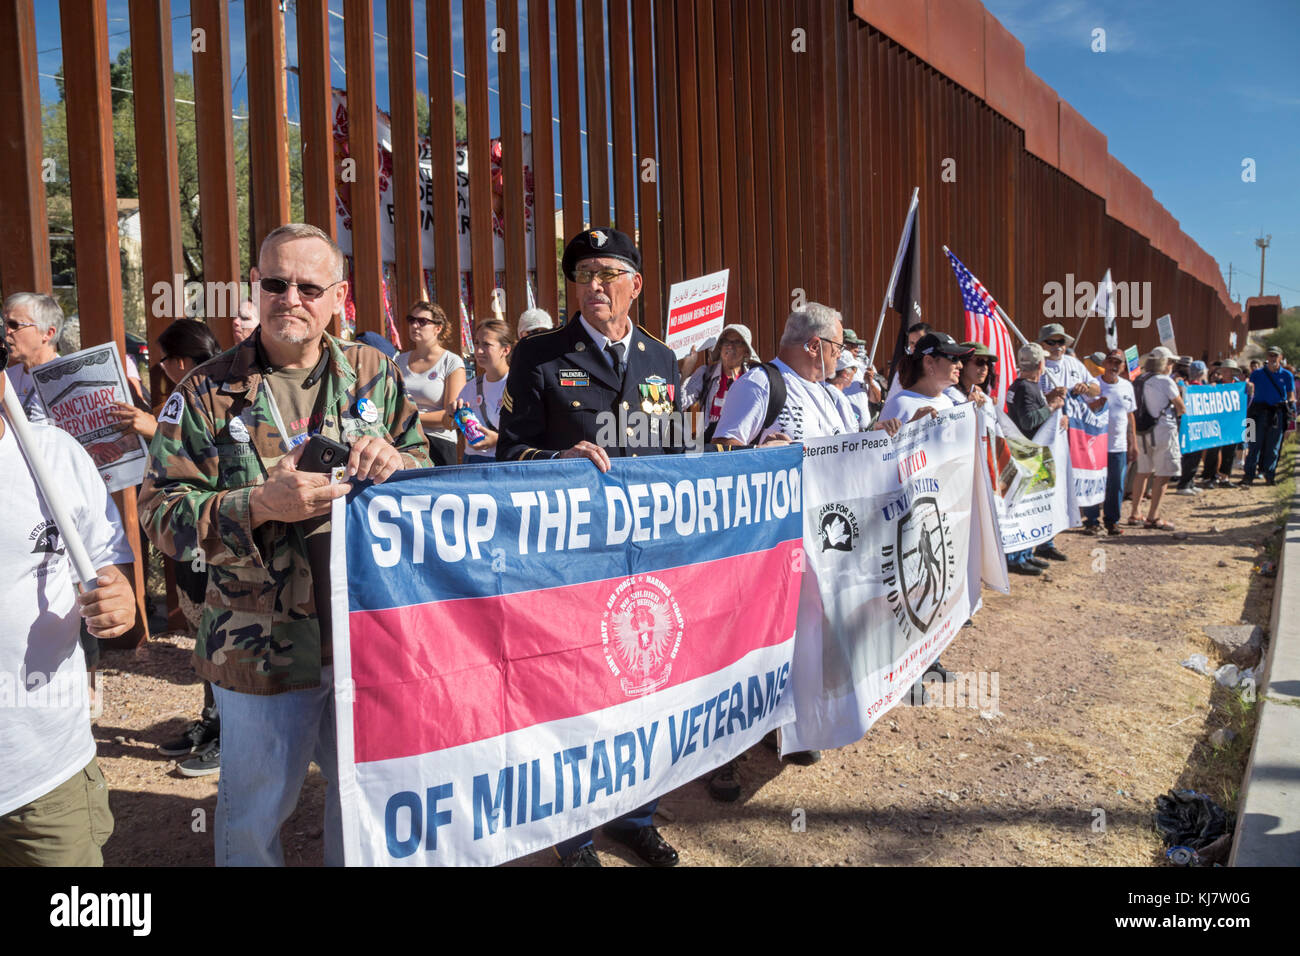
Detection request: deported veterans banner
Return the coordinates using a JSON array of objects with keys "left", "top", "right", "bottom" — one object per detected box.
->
[
  {"left": 31, "top": 344, "right": 148, "bottom": 492},
  {"left": 1179, "top": 383, "right": 1248, "bottom": 454},
  {"left": 781, "top": 407, "right": 1005, "bottom": 754},
  {"left": 991, "top": 410, "right": 1072, "bottom": 554},
  {"left": 331, "top": 448, "right": 803, "bottom": 866},
  {"left": 1066, "top": 394, "right": 1108, "bottom": 509}
]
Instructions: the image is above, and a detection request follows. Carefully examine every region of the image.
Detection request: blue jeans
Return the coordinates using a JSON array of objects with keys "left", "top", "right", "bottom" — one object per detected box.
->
[
  {"left": 1008, "top": 548, "right": 1035, "bottom": 565},
  {"left": 1244, "top": 404, "right": 1287, "bottom": 481},
  {"left": 1081, "top": 451, "right": 1127, "bottom": 528},
  {"left": 211, "top": 667, "right": 342, "bottom": 867}
]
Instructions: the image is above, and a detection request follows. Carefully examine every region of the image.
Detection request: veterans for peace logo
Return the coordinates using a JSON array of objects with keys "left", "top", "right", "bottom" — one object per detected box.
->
[
  {"left": 895, "top": 495, "right": 955, "bottom": 634},
  {"left": 601, "top": 574, "right": 684, "bottom": 698},
  {"left": 817, "top": 502, "right": 860, "bottom": 553}
]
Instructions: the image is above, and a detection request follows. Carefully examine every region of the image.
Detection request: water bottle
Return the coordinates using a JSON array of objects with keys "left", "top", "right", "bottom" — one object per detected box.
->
[{"left": 453, "top": 405, "right": 487, "bottom": 445}]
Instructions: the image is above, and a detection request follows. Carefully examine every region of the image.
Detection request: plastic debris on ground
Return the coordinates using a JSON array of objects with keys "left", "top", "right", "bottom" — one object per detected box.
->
[
  {"left": 1180, "top": 654, "right": 1211, "bottom": 675},
  {"left": 1154, "top": 790, "right": 1233, "bottom": 865},
  {"left": 1213, "top": 664, "right": 1257, "bottom": 689}
]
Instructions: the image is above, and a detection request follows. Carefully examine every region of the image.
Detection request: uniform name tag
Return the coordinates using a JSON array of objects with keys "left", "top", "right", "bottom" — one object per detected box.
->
[{"left": 559, "top": 370, "right": 590, "bottom": 387}]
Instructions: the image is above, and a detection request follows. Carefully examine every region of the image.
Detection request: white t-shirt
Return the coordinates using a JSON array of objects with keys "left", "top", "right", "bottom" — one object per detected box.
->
[
  {"left": 396, "top": 350, "right": 464, "bottom": 443},
  {"left": 1099, "top": 376, "right": 1137, "bottom": 452},
  {"left": 714, "top": 358, "right": 858, "bottom": 444},
  {"left": 1042, "top": 355, "right": 1098, "bottom": 396},
  {"left": 880, "top": 388, "right": 955, "bottom": 424},
  {"left": 5, "top": 364, "right": 50, "bottom": 424},
  {"left": 841, "top": 380, "right": 873, "bottom": 429},
  {"left": 0, "top": 422, "right": 132, "bottom": 816},
  {"left": 464, "top": 373, "right": 508, "bottom": 462},
  {"left": 1141, "top": 374, "right": 1181, "bottom": 428}
]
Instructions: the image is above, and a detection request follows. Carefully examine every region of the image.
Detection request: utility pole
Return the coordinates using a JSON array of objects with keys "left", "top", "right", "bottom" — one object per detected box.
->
[
  {"left": 1227, "top": 262, "right": 1233, "bottom": 299},
  {"left": 1255, "top": 234, "right": 1271, "bottom": 296}
]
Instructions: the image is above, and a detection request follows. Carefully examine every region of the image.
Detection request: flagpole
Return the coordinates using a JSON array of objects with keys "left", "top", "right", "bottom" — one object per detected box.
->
[
  {"left": 866, "top": 186, "right": 919, "bottom": 371},
  {"left": 994, "top": 303, "right": 1030, "bottom": 347}
]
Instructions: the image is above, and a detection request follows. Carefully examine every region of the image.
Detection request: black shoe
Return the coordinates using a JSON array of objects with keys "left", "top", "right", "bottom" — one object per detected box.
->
[
  {"left": 558, "top": 845, "right": 602, "bottom": 867},
  {"left": 158, "top": 712, "right": 220, "bottom": 756},
  {"left": 1036, "top": 545, "right": 1068, "bottom": 561},
  {"left": 785, "top": 749, "right": 822, "bottom": 765},
  {"left": 1082, "top": 524, "right": 1101, "bottom": 536},
  {"left": 1026, "top": 556, "right": 1051, "bottom": 568},
  {"left": 707, "top": 761, "right": 741, "bottom": 802},
  {"left": 602, "top": 825, "right": 679, "bottom": 867},
  {"left": 1238, "top": 479, "right": 1255, "bottom": 487},
  {"left": 1265, "top": 477, "right": 1276, "bottom": 486},
  {"left": 177, "top": 739, "right": 220, "bottom": 777},
  {"left": 905, "top": 681, "right": 932, "bottom": 705},
  {"left": 924, "top": 659, "right": 958, "bottom": 683},
  {"left": 1008, "top": 562, "right": 1043, "bottom": 576}
]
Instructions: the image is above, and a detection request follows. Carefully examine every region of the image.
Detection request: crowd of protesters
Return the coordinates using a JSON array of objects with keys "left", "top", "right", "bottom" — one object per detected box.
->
[{"left": 1, "top": 221, "right": 1290, "bottom": 868}]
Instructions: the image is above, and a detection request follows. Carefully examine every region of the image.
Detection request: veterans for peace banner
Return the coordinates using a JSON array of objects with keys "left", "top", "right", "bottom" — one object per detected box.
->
[
  {"left": 331, "top": 448, "right": 803, "bottom": 866},
  {"left": 31, "top": 344, "right": 149, "bottom": 492},
  {"left": 1179, "top": 383, "right": 1248, "bottom": 454},
  {"left": 991, "top": 409, "right": 1072, "bottom": 554},
  {"left": 1066, "top": 394, "right": 1108, "bottom": 510},
  {"left": 781, "top": 407, "right": 1006, "bottom": 755}
]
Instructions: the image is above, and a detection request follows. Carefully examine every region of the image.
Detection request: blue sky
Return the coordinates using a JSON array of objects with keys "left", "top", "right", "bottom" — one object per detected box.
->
[
  {"left": 34, "top": 2, "right": 1299, "bottom": 308},
  {"left": 984, "top": 0, "right": 1300, "bottom": 309}
]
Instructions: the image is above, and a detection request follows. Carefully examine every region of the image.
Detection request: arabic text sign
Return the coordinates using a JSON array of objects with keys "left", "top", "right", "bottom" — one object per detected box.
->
[
  {"left": 332, "top": 448, "right": 803, "bottom": 865},
  {"left": 665, "top": 270, "right": 730, "bottom": 358}
]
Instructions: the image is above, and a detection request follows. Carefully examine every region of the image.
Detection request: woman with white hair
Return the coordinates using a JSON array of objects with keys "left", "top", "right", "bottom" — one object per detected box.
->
[
  {"left": 2, "top": 292, "right": 64, "bottom": 423},
  {"left": 678, "top": 323, "right": 760, "bottom": 441}
]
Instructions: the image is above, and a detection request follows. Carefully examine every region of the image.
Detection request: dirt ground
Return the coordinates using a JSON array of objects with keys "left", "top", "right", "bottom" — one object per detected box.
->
[{"left": 95, "top": 458, "right": 1285, "bottom": 867}]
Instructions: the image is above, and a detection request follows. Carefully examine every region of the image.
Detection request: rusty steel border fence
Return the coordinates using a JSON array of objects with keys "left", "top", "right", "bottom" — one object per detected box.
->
[{"left": 0, "top": 0, "right": 1239, "bottom": 640}]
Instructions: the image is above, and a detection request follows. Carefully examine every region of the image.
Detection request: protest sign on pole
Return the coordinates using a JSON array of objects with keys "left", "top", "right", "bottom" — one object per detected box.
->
[
  {"left": 664, "top": 270, "right": 729, "bottom": 358},
  {"left": 990, "top": 409, "right": 1073, "bottom": 554},
  {"left": 1156, "top": 314, "right": 1177, "bottom": 354},
  {"left": 331, "top": 448, "right": 803, "bottom": 866},
  {"left": 1178, "top": 383, "right": 1249, "bottom": 454},
  {"left": 30, "top": 344, "right": 149, "bottom": 493},
  {"left": 781, "top": 408, "right": 1005, "bottom": 755},
  {"left": 1125, "top": 345, "right": 1140, "bottom": 380}
]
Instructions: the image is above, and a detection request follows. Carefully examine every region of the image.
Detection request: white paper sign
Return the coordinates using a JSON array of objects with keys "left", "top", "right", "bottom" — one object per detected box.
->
[
  {"left": 1157, "top": 314, "right": 1177, "bottom": 353},
  {"left": 664, "top": 270, "right": 729, "bottom": 359}
]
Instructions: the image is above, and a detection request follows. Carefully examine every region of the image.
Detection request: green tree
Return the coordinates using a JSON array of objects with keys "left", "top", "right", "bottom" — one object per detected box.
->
[{"left": 1262, "top": 308, "right": 1300, "bottom": 360}]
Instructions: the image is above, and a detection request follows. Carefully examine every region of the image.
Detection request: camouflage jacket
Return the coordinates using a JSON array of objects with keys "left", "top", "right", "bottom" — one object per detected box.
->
[{"left": 138, "top": 332, "right": 431, "bottom": 695}]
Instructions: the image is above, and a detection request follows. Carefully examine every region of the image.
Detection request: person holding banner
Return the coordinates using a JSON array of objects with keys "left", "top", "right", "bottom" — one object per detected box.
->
[
  {"left": 0, "top": 339, "right": 138, "bottom": 865},
  {"left": 139, "top": 223, "right": 432, "bottom": 866},
  {"left": 1201, "top": 360, "right": 1245, "bottom": 486},
  {"left": 1241, "top": 347, "right": 1295, "bottom": 487},
  {"left": 1004, "top": 343, "right": 1067, "bottom": 574},
  {"left": 1083, "top": 349, "right": 1137, "bottom": 535},
  {"left": 3, "top": 292, "right": 63, "bottom": 424},
  {"left": 1173, "top": 362, "right": 1209, "bottom": 496},
  {"left": 1128, "top": 347, "right": 1185, "bottom": 531},
  {"left": 880, "top": 332, "right": 975, "bottom": 424},
  {"left": 499, "top": 227, "right": 682, "bottom": 866}
]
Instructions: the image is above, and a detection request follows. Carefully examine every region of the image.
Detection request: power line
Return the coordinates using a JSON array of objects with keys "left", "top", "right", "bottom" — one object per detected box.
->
[{"left": 1231, "top": 267, "right": 1300, "bottom": 297}]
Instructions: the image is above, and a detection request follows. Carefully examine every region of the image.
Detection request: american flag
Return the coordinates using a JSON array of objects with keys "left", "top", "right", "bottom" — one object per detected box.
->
[{"left": 944, "top": 248, "right": 1016, "bottom": 411}]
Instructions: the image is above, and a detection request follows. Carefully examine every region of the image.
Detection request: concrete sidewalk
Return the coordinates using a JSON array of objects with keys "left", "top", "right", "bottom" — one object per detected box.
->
[{"left": 1230, "top": 485, "right": 1300, "bottom": 866}]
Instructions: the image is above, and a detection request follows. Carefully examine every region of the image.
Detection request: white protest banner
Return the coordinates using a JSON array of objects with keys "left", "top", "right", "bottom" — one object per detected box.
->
[
  {"left": 331, "top": 448, "right": 803, "bottom": 865},
  {"left": 990, "top": 409, "right": 1072, "bottom": 553},
  {"left": 1156, "top": 314, "right": 1177, "bottom": 354},
  {"left": 665, "top": 270, "right": 730, "bottom": 358},
  {"left": 781, "top": 407, "right": 1005, "bottom": 754},
  {"left": 31, "top": 344, "right": 148, "bottom": 492}
]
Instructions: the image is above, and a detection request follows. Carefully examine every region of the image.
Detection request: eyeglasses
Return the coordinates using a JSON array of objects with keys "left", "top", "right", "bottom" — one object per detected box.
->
[
  {"left": 817, "top": 337, "right": 844, "bottom": 357},
  {"left": 719, "top": 338, "right": 746, "bottom": 349},
  {"left": 4, "top": 318, "right": 37, "bottom": 333},
  {"left": 258, "top": 276, "right": 343, "bottom": 299},
  {"left": 406, "top": 315, "right": 443, "bottom": 327},
  {"left": 971, "top": 358, "right": 992, "bottom": 368},
  {"left": 1044, "top": 338, "right": 1067, "bottom": 347},
  {"left": 572, "top": 267, "right": 633, "bottom": 284}
]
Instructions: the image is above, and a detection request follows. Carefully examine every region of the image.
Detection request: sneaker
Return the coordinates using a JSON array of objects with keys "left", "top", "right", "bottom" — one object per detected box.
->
[
  {"left": 1035, "top": 545, "right": 1068, "bottom": 561},
  {"left": 177, "top": 739, "right": 220, "bottom": 777},
  {"left": 1173, "top": 487, "right": 1197, "bottom": 496},
  {"left": 1008, "top": 562, "right": 1043, "bottom": 576},
  {"left": 707, "top": 761, "right": 741, "bottom": 802},
  {"left": 1082, "top": 524, "right": 1101, "bottom": 535},
  {"left": 158, "top": 712, "right": 219, "bottom": 756},
  {"left": 785, "top": 749, "right": 822, "bottom": 766},
  {"left": 1027, "top": 555, "right": 1051, "bottom": 568}
]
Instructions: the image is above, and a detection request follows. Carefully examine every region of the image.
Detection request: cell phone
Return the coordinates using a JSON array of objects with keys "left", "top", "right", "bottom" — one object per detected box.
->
[{"left": 299, "top": 434, "right": 351, "bottom": 473}]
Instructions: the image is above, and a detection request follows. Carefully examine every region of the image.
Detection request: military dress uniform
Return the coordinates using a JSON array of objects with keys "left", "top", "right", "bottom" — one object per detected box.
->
[{"left": 496, "top": 313, "right": 683, "bottom": 462}]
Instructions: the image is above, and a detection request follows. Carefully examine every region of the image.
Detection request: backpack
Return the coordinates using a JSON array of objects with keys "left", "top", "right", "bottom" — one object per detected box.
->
[
  {"left": 701, "top": 361, "right": 784, "bottom": 444},
  {"left": 1133, "top": 372, "right": 1167, "bottom": 434}
]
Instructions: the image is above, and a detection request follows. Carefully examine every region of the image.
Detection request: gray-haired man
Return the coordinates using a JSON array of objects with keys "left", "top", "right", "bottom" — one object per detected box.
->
[{"left": 3, "top": 292, "right": 64, "bottom": 423}]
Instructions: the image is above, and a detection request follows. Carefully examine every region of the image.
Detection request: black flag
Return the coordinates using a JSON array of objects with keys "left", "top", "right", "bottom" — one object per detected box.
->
[{"left": 885, "top": 196, "right": 922, "bottom": 382}]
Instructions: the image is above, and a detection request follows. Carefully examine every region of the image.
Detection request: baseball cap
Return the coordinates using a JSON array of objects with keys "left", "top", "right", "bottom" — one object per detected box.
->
[
  {"left": 1267, "top": 346, "right": 1284, "bottom": 356},
  {"left": 1191, "top": 360, "right": 1207, "bottom": 374},
  {"left": 1148, "top": 346, "right": 1176, "bottom": 361},
  {"left": 561, "top": 228, "right": 641, "bottom": 281},
  {"left": 517, "top": 308, "right": 553, "bottom": 337},
  {"left": 915, "top": 332, "right": 975, "bottom": 359}
]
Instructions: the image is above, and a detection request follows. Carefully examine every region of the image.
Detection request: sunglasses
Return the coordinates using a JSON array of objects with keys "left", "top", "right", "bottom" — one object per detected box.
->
[
  {"left": 258, "top": 276, "right": 343, "bottom": 299},
  {"left": 406, "top": 315, "right": 444, "bottom": 327},
  {"left": 572, "top": 267, "right": 634, "bottom": 284},
  {"left": 4, "top": 318, "right": 38, "bottom": 333},
  {"left": 719, "top": 338, "right": 746, "bottom": 348},
  {"left": 971, "top": 358, "right": 992, "bottom": 368},
  {"left": 1044, "top": 338, "right": 1067, "bottom": 347}
]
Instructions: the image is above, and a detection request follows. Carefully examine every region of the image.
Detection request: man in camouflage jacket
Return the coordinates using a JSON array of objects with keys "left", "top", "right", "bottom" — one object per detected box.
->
[{"left": 139, "top": 223, "right": 431, "bottom": 865}]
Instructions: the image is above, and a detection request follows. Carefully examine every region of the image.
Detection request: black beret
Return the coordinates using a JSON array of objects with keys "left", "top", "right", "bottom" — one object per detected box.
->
[{"left": 561, "top": 227, "right": 641, "bottom": 281}]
